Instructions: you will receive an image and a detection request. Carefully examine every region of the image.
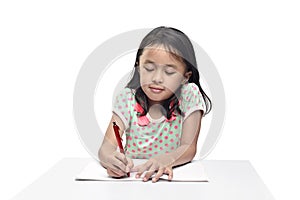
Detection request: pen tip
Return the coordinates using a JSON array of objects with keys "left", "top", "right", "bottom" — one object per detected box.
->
[{"left": 113, "top": 122, "right": 116, "bottom": 126}]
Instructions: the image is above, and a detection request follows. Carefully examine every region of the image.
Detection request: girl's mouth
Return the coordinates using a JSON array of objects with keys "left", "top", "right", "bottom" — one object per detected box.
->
[{"left": 149, "top": 86, "right": 164, "bottom": 93}]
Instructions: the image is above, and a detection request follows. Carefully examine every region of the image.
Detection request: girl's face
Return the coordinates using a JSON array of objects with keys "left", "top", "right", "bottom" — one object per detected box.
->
[{"left": 138, "top": 46, "right": 192, "bottom": 105}]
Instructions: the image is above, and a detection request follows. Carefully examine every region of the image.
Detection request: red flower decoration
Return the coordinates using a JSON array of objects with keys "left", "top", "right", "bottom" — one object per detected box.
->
[
  {"left": 137, "top": 115, "right": 150, "bottom": 126},
  {"left": 134, "top": 103, "right": 144, "bottom": 114},
  {"left": 166, "top": 113, "right": 176, "bottom": 122},
  {"left": 134, "top": 103, "right": 149, "bottom": 126},
  {"left": 167, "top": 100, "right": 177, "bottom": 122}
]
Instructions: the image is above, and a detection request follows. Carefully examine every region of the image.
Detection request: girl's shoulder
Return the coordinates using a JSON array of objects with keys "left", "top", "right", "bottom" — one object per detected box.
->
[
  {"left": 180, "top": 83, "right": 201, "bottom": 98},
  {"left": 113, "top": 88, "right": 136, "bottom": 130},
  {"left": 115, "top": 87, "right": 135, "bottom": 98},
  {"left": 113, "top": 87, "right": 137, "bottom": 108},
  {"left": 179, "top": 83, "right": 205, "bottom": 116}
]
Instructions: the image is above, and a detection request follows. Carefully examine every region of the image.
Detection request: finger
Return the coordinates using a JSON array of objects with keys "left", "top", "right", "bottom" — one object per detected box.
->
[
  {"left": 107, "top": 168, "right": 126, "bottom": 177},
  {"left": 100, "top": 160, "right": 108, "bottom": 169},
  {"left": 107, "top": 168, "right": 120, "bottom": 177},
  {"left": 114, "top": 152, "right": 128, "bottom": 165},
  {"left": 143, "top": 166, "right": 157, "bottom": 182},
  {"left": 101, "top": 159, "right": 123, "bottom": 172},
  {"left": 164, "top": 167, "right": 173, "bottom": 181},
  {"left": 135, "top": 162, "right": 153, "bottom": 178},
  {"left": 104, "top": 157, "right": 127, "bottom": 173},
  {"left": 152, "top": 168, "right": 164, "bottom": 183},
  {"left": 111, "top": 167, "right": 125, "bottom": 176},
  {"left": 126, "top": 157, "right": 134, "bottom": 172}
]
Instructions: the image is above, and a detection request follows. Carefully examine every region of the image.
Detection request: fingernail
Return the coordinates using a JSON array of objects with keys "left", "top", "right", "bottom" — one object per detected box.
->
[{"left": 126, "top": 166, "right": 130, "bottom": 172}]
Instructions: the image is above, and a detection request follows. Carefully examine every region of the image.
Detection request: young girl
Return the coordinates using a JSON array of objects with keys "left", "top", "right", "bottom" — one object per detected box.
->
[{"left": 98, "top": 26, "right": 212, "bottom": 182}]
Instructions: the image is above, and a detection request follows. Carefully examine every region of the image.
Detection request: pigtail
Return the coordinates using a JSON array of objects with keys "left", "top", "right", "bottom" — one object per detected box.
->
[
  {"left": 162, "top": 88, "right": 184, "bottom": 120},
  {"left": 134, "top": 87, "right": 148, "bottom": 117}
]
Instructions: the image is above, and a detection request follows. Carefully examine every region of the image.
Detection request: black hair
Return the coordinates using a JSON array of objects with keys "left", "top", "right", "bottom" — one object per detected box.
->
[{"left": 126, "top": 26, "right": 212, "bottom": 120}]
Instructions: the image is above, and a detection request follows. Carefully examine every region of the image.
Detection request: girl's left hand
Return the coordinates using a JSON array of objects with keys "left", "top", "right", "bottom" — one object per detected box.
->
[{"left": 132, "top": 157, "right": 173, "bottom": 183}]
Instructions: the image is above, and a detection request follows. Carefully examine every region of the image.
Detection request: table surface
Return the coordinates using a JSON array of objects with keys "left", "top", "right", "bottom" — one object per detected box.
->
[{"left": 12, "top": 158, "right": 275, "bottom": 200}]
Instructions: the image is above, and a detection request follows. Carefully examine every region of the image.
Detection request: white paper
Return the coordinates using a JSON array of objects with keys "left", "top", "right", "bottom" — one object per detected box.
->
[{"left": 75, "top": 159, "right": 209, "bottom": 182}]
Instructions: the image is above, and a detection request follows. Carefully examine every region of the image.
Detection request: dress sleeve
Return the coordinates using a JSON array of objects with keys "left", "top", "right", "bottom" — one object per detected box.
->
[
  {"left": 180, "top": 83, "right": 205, "bottom": 121},
  {"left": 112, "top": 88, "right": 135, "bottom": 130}
]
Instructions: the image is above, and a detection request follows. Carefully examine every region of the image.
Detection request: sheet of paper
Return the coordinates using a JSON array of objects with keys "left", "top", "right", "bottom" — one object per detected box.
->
[{"left": 75, "top": 159, "right": 209, "bottom": 182}]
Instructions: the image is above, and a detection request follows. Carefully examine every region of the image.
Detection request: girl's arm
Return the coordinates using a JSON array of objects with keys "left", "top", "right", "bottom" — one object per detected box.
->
[
  {"left": 166, "top": 110, "right": 202, "bottom": 166},
  {"left": 98, "top": 113, "right": 133, "bottom": 177}
]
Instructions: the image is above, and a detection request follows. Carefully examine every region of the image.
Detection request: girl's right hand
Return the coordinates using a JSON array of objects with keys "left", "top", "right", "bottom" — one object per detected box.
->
[{"left": 100, "top": 151, "right": 133, "bottom": 178}]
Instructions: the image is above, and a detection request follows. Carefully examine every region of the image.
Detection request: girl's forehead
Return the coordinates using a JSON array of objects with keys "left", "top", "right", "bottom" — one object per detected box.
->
[
  {"left": 141, "top": 45, "right": 183, "bottom": 64},
  {"left": 143, "top": 45, "right": 179, "bottom": 55}
]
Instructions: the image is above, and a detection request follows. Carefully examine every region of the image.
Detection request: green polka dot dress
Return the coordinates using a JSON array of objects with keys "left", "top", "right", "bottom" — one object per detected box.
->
[{"left": 113, "top": 83, "right": 205, "bottom": 159}]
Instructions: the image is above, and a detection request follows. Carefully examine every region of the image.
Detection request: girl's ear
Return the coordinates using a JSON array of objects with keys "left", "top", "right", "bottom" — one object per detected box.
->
[{"left": 182, "top": 71, "right": 192, "bottom": 84}]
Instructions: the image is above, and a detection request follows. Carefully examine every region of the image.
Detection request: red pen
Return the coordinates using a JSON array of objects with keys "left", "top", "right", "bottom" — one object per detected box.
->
[{"left": 112, "top": 122, "right": 130, "bottom": 177}]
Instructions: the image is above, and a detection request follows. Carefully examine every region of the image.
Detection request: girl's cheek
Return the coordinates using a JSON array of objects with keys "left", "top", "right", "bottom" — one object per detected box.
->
[{"left": 166, "top": 80, "right": 182, "bottom": 91}]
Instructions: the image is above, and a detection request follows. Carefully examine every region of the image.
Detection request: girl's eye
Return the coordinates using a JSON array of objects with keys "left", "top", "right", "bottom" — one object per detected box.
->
[
  {"left": 145, "top": 68, "right": 154, "bottom": 72},
  {"left": 143, "top": 65, "right": 154, "bottom": 72},
  {"left": 165, "top": 69, "right": 176, "bottom": 75}
]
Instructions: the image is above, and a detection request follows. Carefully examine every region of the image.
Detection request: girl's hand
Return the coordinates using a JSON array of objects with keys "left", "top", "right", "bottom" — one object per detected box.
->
[
  {"left": 100, "top": 151, "right": 133, "bottom": 178},
  {"left": 132, "top": 157, "right": 174, "bottom": 183}
]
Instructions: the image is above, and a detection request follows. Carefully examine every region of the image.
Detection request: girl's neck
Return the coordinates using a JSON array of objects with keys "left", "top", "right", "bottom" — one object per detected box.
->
[
  {"left": 148, "top": 103, "right": 164, "bottom": 120},
  {"left": 148, "top": 99, "right": 162, "bottom": 107}
]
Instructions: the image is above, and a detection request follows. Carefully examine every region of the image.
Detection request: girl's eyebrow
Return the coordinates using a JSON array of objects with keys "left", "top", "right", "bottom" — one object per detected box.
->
[
  {"left": 165, "top": 64, "right": 178, "bottom": 69},
  {"left": 143, "top": 59, "right": 155, "bottom": 64},
  {"left": 143, "top": 59, "right": 178, "bottom": 69}
]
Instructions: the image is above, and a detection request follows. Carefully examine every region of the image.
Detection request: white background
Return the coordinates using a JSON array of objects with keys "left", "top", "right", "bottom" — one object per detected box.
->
[{"left": 1, "top": 1, "right": 299, "bottom": 200}]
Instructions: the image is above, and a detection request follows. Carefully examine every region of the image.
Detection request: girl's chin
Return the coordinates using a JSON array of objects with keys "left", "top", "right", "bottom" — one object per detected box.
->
[{"left": 147, "top": 96, "right": 170, "bottom": 104}]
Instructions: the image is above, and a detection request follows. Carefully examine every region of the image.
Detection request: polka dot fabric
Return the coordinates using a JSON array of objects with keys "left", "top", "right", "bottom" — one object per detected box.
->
[
  {"left": 179, "top": 83, "right": 206, "bottom": 121},
  {"left": 112, "top": 83, "right": 205, "bottom": 159}
]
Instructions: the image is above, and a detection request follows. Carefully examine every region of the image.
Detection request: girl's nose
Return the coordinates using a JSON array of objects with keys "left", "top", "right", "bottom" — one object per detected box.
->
[{"left": 152, "top": 70, "right": 163, "bottom": 84}]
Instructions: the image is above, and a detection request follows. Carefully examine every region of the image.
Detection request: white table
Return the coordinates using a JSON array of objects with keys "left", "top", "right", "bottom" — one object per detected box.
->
[{"left": 12, "top": 158, "right": 275, "bottom": 200}]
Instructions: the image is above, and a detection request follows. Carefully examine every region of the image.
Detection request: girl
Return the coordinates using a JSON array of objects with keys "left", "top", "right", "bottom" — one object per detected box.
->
[{"left": 98, "top": 26, "right": 212, "bottom": 182}]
